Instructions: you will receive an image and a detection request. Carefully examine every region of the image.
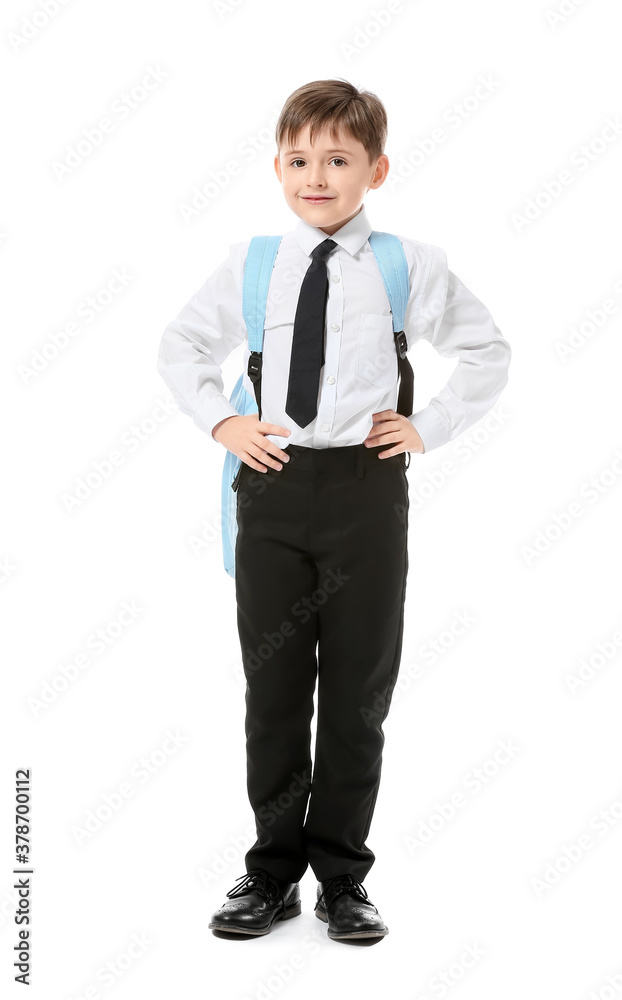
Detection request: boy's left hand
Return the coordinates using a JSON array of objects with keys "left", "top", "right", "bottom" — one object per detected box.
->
[{"left": 363, "top": 409, "right": 425, "bottom": 458}]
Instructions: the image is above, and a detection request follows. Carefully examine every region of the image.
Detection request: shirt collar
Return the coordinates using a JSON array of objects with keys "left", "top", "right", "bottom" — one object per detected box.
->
[{"left": 293, "top": 203, "right": 372, "bottom": 257}]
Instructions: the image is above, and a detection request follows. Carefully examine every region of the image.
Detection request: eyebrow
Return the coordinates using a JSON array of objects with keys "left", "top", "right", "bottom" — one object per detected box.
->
[{"left": 284, "top": 148, "right": 353, "bottom": 156}]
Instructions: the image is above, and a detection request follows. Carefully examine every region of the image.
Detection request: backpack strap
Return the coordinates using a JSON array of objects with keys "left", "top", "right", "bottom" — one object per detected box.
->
[
  {"left": 242, "top": 234, "right": 282, "bottom": 420},
  {"left": 368, "top": 231, "right": 414, "bottom": 423}
]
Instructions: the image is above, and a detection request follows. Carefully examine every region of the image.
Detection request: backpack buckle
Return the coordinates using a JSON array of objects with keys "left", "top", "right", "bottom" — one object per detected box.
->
[
  {"left": 394, "top": 330, "right": 408, "bottom": 359},
  {"left": 247, "top": 351, "right": 262, "bottom": 383}
]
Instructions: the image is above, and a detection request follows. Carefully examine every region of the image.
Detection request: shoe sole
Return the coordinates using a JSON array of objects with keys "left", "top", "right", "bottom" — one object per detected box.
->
[
  {"left": 209, "top": 900, "right": 302, "bottom": 935},
  {"left": 315, "top": 906, "right": 389, "bottom": 939}
]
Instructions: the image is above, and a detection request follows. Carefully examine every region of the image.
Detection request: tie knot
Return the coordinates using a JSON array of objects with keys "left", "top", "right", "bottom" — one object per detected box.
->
[{"left": 311, "top": 238, "right": 337, "bottom": 261}]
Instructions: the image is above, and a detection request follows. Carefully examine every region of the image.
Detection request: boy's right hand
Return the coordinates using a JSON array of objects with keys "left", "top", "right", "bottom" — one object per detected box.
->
[{"left": 212, "top": 413, "right": 291, "bottom": 473}]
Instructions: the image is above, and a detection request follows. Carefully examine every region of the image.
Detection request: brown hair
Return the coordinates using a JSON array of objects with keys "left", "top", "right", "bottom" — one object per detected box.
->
[{"left": 275, "top": 78, "right": 387, "bottom": 166}]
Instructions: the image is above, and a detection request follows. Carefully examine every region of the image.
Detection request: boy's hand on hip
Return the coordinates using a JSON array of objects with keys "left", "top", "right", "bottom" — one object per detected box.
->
[
  {"left": 212, "top": 413, "right": 292, "bottom": 473},
  {"left": 363, "top": 409, "right": 425, "bottom": 458}
]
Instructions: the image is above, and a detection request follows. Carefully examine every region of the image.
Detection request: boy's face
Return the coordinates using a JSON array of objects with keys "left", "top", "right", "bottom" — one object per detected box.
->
[{"left": 274, "top": 123, "right": 389, "bottom": 236}]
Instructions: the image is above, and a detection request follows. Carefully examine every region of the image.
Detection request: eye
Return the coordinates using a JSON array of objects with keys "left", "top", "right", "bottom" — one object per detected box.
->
[
  {"left": 330, "top": 157, "right": 346, "bottom": 166},
  {"left": 290, "top": 159, "right": 305, "bottom": 167}
]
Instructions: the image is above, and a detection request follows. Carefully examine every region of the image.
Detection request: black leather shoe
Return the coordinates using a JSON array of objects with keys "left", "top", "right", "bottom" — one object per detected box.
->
[
  {"left": 209, "top": 869, "right": 301, "bottom": 935},
  {"left": 315, "top": 874, "right": 388, "bottom": 940}
]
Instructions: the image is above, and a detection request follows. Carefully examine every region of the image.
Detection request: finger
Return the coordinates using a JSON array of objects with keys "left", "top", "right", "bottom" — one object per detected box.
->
[
  {"left": 259, "top": 439, "right": 291, "bottom": 463},
  {"left": 377, "top": 445, "right": 402, "bottom": 459},
  {"left": 244, "top": 453, "right": 280, "bottom": 473},
  {"left": 259, "top": 423, "right": 291, "bottom": 436},
  {"left": 365, "top": 429, "right": 390, "bottom": 444},
  {"left": 248, "top": 443, "right": 287, "bottom": 472},
  {"left": 370, "top": 437, "right": 401, "bottom": 456}
]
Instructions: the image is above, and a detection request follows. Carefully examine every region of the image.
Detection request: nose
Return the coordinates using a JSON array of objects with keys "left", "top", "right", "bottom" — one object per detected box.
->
[{"left": 306, "top": 164, "right": 326, "bottom": 188}]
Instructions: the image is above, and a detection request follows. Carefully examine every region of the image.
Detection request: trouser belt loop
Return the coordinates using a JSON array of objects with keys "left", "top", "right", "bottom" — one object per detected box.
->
[{"left": 356, "top": 445, "right": 366, "bottom": 480}]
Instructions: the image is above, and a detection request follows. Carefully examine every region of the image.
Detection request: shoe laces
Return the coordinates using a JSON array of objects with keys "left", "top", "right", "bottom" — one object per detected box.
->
[
  {"left": 226, "top": 869, "right": 287, "bottom": 918},
  {"left": 314, "top": 873, "right": 369, "bottom": 912}
]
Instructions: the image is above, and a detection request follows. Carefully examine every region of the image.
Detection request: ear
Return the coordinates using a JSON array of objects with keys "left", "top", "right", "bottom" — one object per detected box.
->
[
  {"left": 274, "top": 154, "right": 282, "bottom": 182},
  {"left": 369, "top": 154, "right": 389, "bottom": 190}
]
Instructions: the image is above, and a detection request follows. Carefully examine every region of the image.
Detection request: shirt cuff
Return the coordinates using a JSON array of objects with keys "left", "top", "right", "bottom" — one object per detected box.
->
[
  {"left": 408, "top": 405, "right": 450, "bottom": 454},
  {"left": 193, "top": 395, "right": 241, "bottom": 440}
]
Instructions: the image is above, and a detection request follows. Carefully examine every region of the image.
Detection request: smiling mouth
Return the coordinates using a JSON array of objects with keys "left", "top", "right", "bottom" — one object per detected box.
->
[{"left": 303, "top": 196, "right": 334, "bottom": 202}]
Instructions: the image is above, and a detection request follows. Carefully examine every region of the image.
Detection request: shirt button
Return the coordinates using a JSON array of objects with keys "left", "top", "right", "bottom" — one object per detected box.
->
[
  {"left": 331, "top": 323, "right": 340, "bottom": 332},
  {"left": 331, "top": 274, "right": 340, "bottom": 282},
  {"left": 321, "top": 423, "right": 330, "bottom": 432},
  {"left": 327, "top": 375, "right": 335, "bottom": 384}
]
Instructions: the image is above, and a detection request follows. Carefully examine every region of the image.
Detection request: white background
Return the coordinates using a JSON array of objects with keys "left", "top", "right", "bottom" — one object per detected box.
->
[{"left": 2, "top": 0, "right": 622, "bottom": 997}]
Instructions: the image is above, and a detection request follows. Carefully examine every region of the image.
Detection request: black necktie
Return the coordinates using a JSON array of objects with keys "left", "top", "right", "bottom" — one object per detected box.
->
[{"left": 285, "top": 238, "right": 338, "bottom": 428}]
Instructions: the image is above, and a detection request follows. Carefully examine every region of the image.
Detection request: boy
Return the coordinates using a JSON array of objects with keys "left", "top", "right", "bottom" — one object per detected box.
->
[{"left": 156, "top": 78, "right": 511, "bottom": 942}]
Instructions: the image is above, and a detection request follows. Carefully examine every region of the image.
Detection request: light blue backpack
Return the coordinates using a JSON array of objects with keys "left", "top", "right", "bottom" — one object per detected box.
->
[{"left": 221, "top": 231, "right": 412, "bottom": 578}]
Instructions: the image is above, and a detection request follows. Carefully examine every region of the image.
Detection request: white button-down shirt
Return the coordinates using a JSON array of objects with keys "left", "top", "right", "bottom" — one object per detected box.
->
[{"left": 156, "top": 204, "right": 511, "bottom": 453}]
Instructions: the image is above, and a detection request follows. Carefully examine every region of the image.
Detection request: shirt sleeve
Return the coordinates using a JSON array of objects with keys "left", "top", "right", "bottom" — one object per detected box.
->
[
  {"left": 405, "top": 244, "right": 512, "bottom": 453},
  {"left": 156, "top": 241, "right": 249, "bottom": 440}
]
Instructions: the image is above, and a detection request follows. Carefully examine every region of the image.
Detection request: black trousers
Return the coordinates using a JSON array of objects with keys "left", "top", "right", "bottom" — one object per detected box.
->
[{"left": 234, "top": 441, "right": 409, "bottom": 884}]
